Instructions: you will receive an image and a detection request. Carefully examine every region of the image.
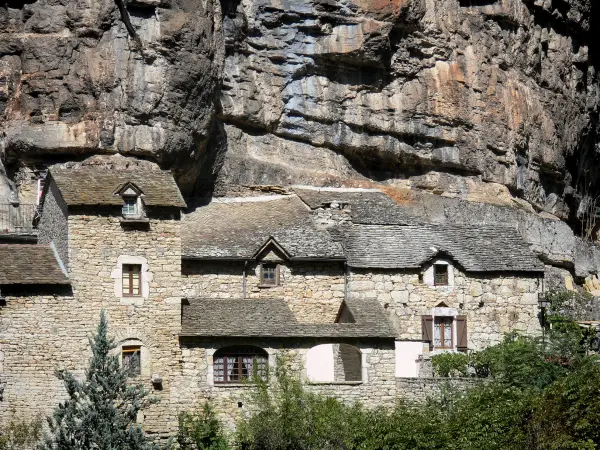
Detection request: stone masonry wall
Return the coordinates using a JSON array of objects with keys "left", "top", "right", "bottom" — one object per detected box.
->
[
  {"left": 0, "top": 292, "right": 78, "bottom": 424},
  {"left": 38, "top": 181, "right": 69, "bottom": 267},
  {"left": 172, "top": 338, "right": 396, "bottom": 431},
  {"left": 0, "top": 209, "right": 183, "bottom": 438},
  {"left": 396, "top": 377, "right": 485, "bottom": 404},
  {"left": 348, "top": 266, "right": 542, "bottom": 350},
  {"left": 182, "top": 261, "right": 346, "bottom": 323}
]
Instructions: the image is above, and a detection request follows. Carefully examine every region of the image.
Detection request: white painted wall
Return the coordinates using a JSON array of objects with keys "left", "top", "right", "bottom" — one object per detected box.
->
[
  {"left": 395, "top": 341, "right": 424, "bottom": 378},
  {"left": 306, "top": 344, "right": 335, "bottom": 382}
]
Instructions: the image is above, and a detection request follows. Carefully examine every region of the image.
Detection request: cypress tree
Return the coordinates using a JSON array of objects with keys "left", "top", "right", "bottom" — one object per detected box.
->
[{"left": 40, "top": 311, "right": 162, "bottom": 450}]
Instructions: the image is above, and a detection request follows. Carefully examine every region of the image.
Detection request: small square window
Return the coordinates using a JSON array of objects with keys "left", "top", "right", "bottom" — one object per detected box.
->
[
  {"left": 122, "top": 264, "right": 142, "bottom": 297},
  {"left": 122, "top": 197, "right": 138, "bottom": 217},
  {"left": 434, "top": 264, "right": 448, "bottom": 286},
  {"left": 261, "top": 264, "right": 278, "bottom": 286},
  {"left": 122, "top": 345, "right": 141, "bottom": 376}
]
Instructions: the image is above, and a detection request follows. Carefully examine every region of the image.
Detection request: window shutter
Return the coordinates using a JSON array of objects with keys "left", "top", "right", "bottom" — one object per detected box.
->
[
  {"left": 456, "top": 316, "right": 468, "bottom": 352},
  {"left": 421, "top": 316, "right": 433, "bottom": 350}
]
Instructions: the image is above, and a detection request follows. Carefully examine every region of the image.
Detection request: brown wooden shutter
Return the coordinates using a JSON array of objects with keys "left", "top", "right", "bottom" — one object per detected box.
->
[
  {"left": 456, "top": 316, "right": 468, "bottom": 352},
  {"left": 421, "top": 316, "right": 433, "bottom": 350}
]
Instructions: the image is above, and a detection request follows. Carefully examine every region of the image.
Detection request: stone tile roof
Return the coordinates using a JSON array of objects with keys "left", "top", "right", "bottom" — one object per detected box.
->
[
  {"left": 293, "top": 187, "right": 415, "bottom": 225},
  {"left": 48, "top": 168, "right": 186, "bottom": 208},
  {"left": 182, "top": 196, "right": 344, "bottom": 260},
  {"left": 293, "top": 187, "right": 390, "bottom": 209},
  {"left": 181, "top": 298, "right": 395, "bottom": 339},
  {"left": 343, "top": 224, "right": 544, "bottom": 272},
  {"left": 0, "top": 244, "right": 69, "bottom": 285}
]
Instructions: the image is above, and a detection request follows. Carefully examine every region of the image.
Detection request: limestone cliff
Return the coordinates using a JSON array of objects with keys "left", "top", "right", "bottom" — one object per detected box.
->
[{"left": 1, "top": 0, "right": 600, "bottom": 278}]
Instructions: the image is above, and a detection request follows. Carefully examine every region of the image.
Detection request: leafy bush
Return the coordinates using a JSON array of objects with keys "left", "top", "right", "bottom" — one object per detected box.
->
[
  {"left": 236, "top": 356, "right": 352, "bottom": 450},
  {"left": 431, "top": 352, "right": 469, "bottom": 377},
  {"left": 178, "top": 403, "right": 229, "bottom": 450},
  {"left": 0, "top": 416, "right": 43, "bottom": 450}
]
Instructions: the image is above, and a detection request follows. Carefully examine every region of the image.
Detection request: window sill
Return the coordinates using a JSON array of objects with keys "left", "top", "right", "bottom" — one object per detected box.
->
[
  {"left": 120, "top": 217, "right": 150, "bottom": 223},
  {"left": 119, "top": 297, "right": 145, "bottom": 306},
  {"left": 258, "top": 284, "right": 280, "bottom": 289},
  {"left": 213, "top": 383, "right": 266, "bottom": 388},
  {"left": 308, "top": 381, "right": 363, "bottom": 386}
]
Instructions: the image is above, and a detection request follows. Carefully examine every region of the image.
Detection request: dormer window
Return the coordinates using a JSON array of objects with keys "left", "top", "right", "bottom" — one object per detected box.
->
[{"left": 114, "top": 182, "right": 145, "bottom": 221}]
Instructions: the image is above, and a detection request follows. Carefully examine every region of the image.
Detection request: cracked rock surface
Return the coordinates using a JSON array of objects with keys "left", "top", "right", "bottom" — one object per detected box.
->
[
  {"left": 0, "top": 0, "right": 224, "bottom": 193},
  {"left": 214, "top": 0, "right": 599, "bottom": 220}
]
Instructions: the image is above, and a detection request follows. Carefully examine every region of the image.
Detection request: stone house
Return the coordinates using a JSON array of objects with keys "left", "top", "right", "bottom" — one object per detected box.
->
[{"left": 0, "top": 174, "right": 544, "bottom": 435}]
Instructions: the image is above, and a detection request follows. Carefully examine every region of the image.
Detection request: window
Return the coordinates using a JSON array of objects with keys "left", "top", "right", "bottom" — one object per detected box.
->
[
  {"left": 260, "top": 264, "right": 279, "bottom": 286},
  {"left": 213, "top": 346, "right": 268, "bottom": 384},
  {"left": 434, "top": 264, "right": 448, "bottom": 286},
  {"left": 122, "top": 345, "right": 141, "bottom": 376},
  {"left": 122, "top": 264, "right": 142, "bottom": 296},
  {"left": 433, "top": 317, "right": 453, "bottom": 349},
  {"left": 122, "top": 197, "right": 138, "bottom": 217}
]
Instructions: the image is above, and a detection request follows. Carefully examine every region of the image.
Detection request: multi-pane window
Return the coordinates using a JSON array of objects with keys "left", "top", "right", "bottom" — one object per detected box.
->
[
  {"left": 122, "top": 197, "right": 138, "bottom": 217},
  {"left": 434, "top": 264, "right": 448, "bottom": 286},
  {"left": 122, "top": 264, "right": 142, "bottom": 297},
  {"left": 433, "top": 317, "right": 453, "bottom": 349},
  {"left": 213, "top": 346, "right": 268, "bottom": 384},
  {"left": 261, "top": 264, "right": 278, "bottom": 286},
  {"left": 122, "top": 345, "right": 141, "bottom": 376}
]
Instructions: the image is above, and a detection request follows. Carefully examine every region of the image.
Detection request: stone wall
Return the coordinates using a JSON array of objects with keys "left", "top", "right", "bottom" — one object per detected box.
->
[
  {"left": 348, "top": 264, "right": 542, "bottom": 350},
  {"left": 173, "top": 338, "right": 396, "bottom": 431},
  {"left": 182, "top": 261, "right": 345, "bottom": 323},
  {"left": 38, "top": 180, "right": 69, "bottom": 267},
  {"left": 396, "top": 377, "right": 485, "bottom": 404},
  {"left": 0, "top": 208, "right": 183, "bottom": 437}
]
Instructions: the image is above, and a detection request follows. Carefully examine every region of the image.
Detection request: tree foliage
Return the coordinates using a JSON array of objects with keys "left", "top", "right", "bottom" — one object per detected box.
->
[
  {"left": 40, "top": 311, "right": 162, "bottom": 450},
  {"left": 178, "top": 403, "right": 229, "bottom": 450}
]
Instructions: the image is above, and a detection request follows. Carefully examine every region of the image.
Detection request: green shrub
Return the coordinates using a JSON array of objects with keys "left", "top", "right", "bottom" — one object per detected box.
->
[
  {"left": 431, "top": 352, "right": 469, "bottom": 377},
  {"left": 178, "top": 403, "right": 229, "bottom": 450},
  {"left": 0, "top": 415, "right": 43, "bottom": 450}
]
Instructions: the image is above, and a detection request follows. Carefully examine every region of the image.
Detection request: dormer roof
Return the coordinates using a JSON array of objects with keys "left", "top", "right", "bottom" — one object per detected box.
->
[
  {"left": 46, "top": 168, "right": 186, "bottom": 208},
  {"left": 114, "top": 181, "right": 144, "bottom": 198}
]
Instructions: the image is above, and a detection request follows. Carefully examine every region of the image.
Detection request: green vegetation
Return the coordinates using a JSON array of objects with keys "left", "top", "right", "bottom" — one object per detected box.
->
[
  {"left": 178, "top": 403, "right": 229, "bottom": 450},
  {"left": 0, "top": 416, "right": 43, "bottom": 450}
]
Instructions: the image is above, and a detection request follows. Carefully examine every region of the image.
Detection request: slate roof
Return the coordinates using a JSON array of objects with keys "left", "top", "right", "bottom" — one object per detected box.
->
[
  {"left": 0, "top": 244, "right": 69, "bottom": 285},
  {"left": 182, "top": 196, "right": 344, "bottom": 260},
  {"left": 342, "top": 224, "right": 544, "bottom": 272},
  {"left": 48, "top": 168, "right": 187, "bottom": 208},
  {"left": 180, "top": 298, "right": 395, "bottom": 339},
  {"left": 293, "top": 187, "right": 415, "bottom": 225}
]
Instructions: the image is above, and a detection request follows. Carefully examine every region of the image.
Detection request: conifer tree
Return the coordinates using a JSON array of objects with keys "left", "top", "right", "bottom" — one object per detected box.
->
[{"left": 40, "top": 311, "right": 162, "bottom": 450}]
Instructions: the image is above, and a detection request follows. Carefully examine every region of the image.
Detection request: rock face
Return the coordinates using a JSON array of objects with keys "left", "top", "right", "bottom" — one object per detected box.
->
[
  {"left": 0, "top": 0, "right": 224, "bottom": 193},
  {"left": 1, "top": 0, "right": 600, "bottom": 275},
  {"left": 215, "top": 0, "right": 599, "bottom": 217}
]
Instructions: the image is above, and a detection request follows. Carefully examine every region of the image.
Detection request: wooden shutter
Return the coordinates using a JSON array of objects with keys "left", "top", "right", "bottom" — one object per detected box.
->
[
  {"left": 421, "top": 316, "right": 433, "bottom": 350},
  {"left": 456, "top": 316, "right": 468, "bottom": 352}
]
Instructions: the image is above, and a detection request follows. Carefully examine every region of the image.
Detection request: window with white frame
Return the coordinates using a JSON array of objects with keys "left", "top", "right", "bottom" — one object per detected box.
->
[
  {"left": 122, "top": 264, "right": 142, "bottom": 297},
  {"left": 122, "top": 196, "right": 139, "bottom": 217}
]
